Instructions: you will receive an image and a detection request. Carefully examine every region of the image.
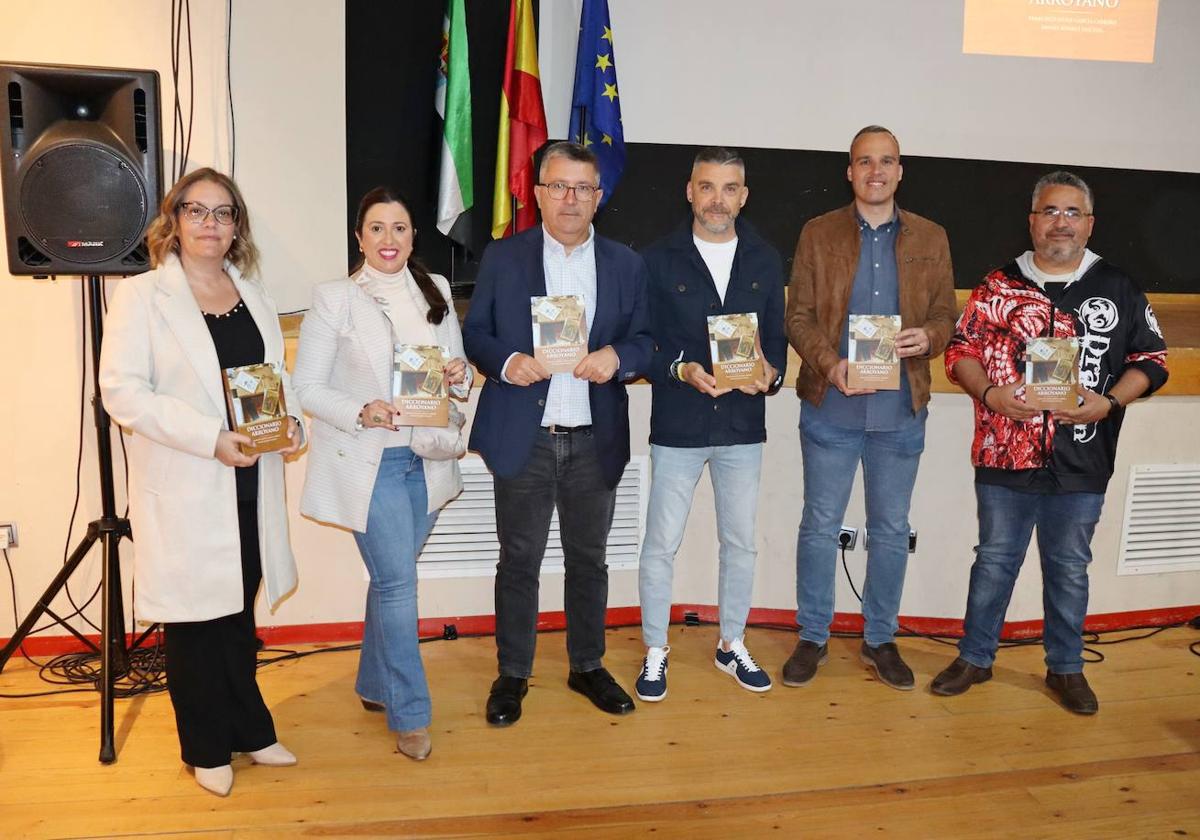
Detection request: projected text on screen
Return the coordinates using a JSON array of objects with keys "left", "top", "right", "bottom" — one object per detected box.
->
[{"left": 963, "top": 0, "right": 1159, "bottom": 63}]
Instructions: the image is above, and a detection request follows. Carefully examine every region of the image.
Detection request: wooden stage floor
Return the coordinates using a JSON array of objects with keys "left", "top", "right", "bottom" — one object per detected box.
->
[{"left": 2, "top": 625, "right": 1198, "bottom": 838}]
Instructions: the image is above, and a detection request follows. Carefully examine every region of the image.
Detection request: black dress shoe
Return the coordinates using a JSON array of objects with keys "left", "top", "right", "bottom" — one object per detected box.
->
[
  {"left": 568, "top": 667, "right": 635, "bottom": 715},
  {"left": 360, "top": 697, "right": 386, "bottom": 713},
  {"left": 930, "top": 657, "right": 993, "bottom": 696},
  {"left": 1045, "top": 671, "right": 1099, "bottom": 715},
  {"left": 486, "top": 676, "right": 529, "bottom": 726}
]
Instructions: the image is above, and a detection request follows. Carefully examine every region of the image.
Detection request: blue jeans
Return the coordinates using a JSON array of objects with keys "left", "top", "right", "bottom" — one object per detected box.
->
[
  {"left": 639, "top": 443, "right": 763, "bottom": 648},
  {"left": 959, "top": 483, "right": 1103, "bottom": 674},
  {"left": 352, "top": 447, "right": 438, "bottom": 732},
  {"left": 795, "top": 405, "right": 926, "bottom": 647}
]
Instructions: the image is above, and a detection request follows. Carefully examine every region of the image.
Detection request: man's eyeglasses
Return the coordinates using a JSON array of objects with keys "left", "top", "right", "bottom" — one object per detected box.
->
[
  {"left": 536, "top": 182, "right": 598, "bottom": 202},
  {"left": 178, "top": 201, "right": 239, "bottom": 226},
  {"left": 1034, "top": 207, "right": 1091, "bottom": 221}
]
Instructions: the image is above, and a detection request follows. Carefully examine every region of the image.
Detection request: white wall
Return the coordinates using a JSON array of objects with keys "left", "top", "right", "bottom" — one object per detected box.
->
[
  {"left": 540, "top": 0, "right": 1200, "bottom": 174},
  {"left": 278, "top": 388, "right": 1200, "bottom": 630},
  {"left": 0, "top": 1, "right": 344, "bottom": 639},
  {"left": 3, "top": 1, "right": 1198, "bottom": 647}
]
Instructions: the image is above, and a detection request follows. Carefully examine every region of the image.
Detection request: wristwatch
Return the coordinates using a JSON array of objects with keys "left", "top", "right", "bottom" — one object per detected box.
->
[{"left": 766, "top": 369, "right": 785, "bottom": 396}]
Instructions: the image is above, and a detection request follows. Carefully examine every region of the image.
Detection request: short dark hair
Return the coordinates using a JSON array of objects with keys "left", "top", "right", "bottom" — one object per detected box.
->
[
  {"left": 692, "top": 146, "right": 744, "bottom": 171},
  {"left": 352, "top": 186, "right": 448, "bottom": 325},
  {"left": 849, "top": 125, "right": 900, "bottom": 158},
  {"left": 1032, "top": 170, "right": 1094, "bottom": 213},
  {"left": 538, "top": 141, "right": 599, "bottom": 182}
]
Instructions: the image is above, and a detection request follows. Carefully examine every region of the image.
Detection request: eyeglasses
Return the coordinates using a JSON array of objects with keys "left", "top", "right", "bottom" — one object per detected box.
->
[
  {"left": 178, "top": 201, "right": 239, "bottom": 225},
  {"left": 1034, "top": 207, "right": 1092, "bottom": 221},
  {"left": 536, "top": 182, "right": 598, "bottom": 202}
]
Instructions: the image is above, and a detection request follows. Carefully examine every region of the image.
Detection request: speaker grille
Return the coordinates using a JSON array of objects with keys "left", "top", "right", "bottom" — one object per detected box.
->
[
  {"left": 19, "top": 143, "right": 148, "bottom": 263},
  {"left": 120, "top": 239, "right": 150, "bottom": 268},
  {"left": 6, "top": 81, "right": 22, "bottom": 150},
  {"left": 133, "top": 88, "right": 148, "bottom": 153},
  {"left": 16, "top": 236, "right": 50, "bottom": 267}
]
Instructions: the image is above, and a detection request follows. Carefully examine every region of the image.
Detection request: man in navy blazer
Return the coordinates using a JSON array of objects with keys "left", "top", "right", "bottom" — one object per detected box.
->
[
  {"left": 633, "top": 148, "right": 786, "bottom": 704},
  {"left": 464, "top": 142, "right": 652, "bottom": 726}
]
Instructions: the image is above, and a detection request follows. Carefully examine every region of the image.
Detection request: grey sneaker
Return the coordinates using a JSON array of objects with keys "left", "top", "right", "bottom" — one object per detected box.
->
[
  {"left": 781, "top": 639, "right": 828, "bottom": 687},
  {"left": 860, "top": 642, "right": 915, "bottom": 690}
]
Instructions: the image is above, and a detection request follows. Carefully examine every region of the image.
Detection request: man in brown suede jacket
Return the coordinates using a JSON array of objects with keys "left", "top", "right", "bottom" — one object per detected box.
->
[{"left": 782, "top": 125, "right": 957, "bottom": 691}]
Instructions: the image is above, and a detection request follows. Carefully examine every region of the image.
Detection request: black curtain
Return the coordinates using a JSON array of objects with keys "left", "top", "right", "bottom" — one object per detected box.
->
[{"left": 346, "top": 0, "right": 515, "bottom": 293}]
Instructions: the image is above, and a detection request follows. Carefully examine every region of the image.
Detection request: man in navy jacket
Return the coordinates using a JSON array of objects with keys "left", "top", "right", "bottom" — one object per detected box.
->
[
  {"left": 464, "top": 142, "right": 652, "bottom": 726},
  {"left": 633, "top": 147, "right": 787, "bottom": 703}
]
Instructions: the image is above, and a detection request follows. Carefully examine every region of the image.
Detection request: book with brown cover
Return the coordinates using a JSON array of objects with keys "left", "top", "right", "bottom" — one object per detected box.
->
[
  {"left": 531, "top": 295, "right": 588, "bottom": 373},
  {"left": 847, "top": 314, "right": 901, "bottom": 390},
  {"left": 223, "top": 362, "right": 289, "bottom": 454},
  {"left": 1024, "top": 336, "right": 1081, "bottom": 410},
  {"left": 707, "top": 312, "right": 761, "bottom": 389},
  {"left": 393, "top": 344, "right": 449, "bottom": 426}
]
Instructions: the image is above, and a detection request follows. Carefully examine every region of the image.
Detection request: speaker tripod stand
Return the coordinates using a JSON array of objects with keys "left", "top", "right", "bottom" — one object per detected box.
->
[{"left": 0, "top": 274, "right": 156, "bottom": 764}]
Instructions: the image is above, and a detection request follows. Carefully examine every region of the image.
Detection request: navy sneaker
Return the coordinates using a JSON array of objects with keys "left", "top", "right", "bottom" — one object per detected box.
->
[
  {"left": 715, "top": 639, "right": 772, "bottom": 692},
  {"left": 635, "top": 645, "right": 670, "bottom": 702}
]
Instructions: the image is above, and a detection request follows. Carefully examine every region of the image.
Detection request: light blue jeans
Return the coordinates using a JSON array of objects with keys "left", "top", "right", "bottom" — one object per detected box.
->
[
  {"left": 959, "top": 483, "right": 1103, "bottom": 674},
  {"left": 639, "top": 443, "right": 763, "bottom": 648},
  {"left": 795, "top": 405, "right": 926, "bottom": 647},
  {"left": 352, "top": 447, "right": 438, "bottom": 732}
]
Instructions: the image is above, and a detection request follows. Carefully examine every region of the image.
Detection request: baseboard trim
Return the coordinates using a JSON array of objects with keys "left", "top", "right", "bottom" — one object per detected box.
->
[{"left": 5, "top": 603, "right": 1199, "bottom": 659}]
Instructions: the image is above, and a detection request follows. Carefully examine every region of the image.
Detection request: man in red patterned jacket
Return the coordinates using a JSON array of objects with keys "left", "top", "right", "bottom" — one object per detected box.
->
[{"left": 931, "top": 171, "right": 1168, "bottom": 714}]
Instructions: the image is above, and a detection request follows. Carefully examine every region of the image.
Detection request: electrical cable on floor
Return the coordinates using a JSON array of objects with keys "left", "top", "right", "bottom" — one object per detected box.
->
[
  {"left": 733, "top": 541, "right": 1200, "bottom": 664},
  {"left": 7, "top": 536, "right": 1199, "bottom": 697},
  {"left": 226, "top": 0, "right": 236, "bottom": 177}
]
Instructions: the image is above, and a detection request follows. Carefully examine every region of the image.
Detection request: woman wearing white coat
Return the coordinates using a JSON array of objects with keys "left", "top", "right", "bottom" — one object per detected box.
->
[
  {"left": 293, "top": 187, "right": 470, "bottom": 761},
  {"left": 98, "top": 168, "right": 303, "bottom": 797}
]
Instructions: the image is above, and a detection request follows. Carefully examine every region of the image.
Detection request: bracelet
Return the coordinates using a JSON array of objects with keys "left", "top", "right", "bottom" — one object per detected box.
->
[
  {"left": 672, "top": 360, "right": 687, "bottom": 382},
  {"left": 980, "top": 384, "right": 997, "bottom": 410},
  {"left": 1104, "top": 393, "right": 1121, "bottom": 415}
]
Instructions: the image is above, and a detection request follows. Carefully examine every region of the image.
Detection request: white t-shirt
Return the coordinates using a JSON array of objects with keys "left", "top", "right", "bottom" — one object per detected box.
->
[
  {"left": 1016, "top": 248, "right": 1101, "bottom": 290},
  {"left": 693, "top": 234, "right": 738, "bottom": 304}
]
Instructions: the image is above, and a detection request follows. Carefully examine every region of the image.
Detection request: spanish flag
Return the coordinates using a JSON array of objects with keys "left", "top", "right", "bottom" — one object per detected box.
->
[{"left": 492, "top": 0, "right": 547, "bottom": 239}]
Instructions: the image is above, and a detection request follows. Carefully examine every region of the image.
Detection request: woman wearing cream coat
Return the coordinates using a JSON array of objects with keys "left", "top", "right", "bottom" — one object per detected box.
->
[
  {"left": 98, "top": 168, "right": 302, "bottom": 797},
  {"left": 293, "top": 187, "right": 471, "bottom": 761}
]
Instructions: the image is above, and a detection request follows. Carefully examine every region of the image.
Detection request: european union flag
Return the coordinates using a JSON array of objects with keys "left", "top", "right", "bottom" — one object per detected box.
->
[{"left": 569, "top": 0, "right": 624, "bottom": 208}]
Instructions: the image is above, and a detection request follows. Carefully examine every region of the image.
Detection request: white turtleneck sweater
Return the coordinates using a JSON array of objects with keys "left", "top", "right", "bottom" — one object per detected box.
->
[{"left": 355, "top": 262, "right": 438, "bottom": 447}]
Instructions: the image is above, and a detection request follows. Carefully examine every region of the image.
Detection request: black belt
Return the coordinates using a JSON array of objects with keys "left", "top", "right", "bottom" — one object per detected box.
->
[{"left": 544, "top": 424, "right": 592, "bottom": 435}]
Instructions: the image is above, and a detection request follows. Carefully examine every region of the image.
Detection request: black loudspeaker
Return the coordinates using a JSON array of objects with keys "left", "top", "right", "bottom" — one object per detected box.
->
[{"left": 0, "top": 62, "right": 162, "bottom": 276}]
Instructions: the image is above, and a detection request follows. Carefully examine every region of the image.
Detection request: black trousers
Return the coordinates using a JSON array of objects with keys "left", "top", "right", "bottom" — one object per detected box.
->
[
  {"left": 163, "top": 498, "right": 276, "bottom": 768},
  {"left": 493, "top": 427, "right": 616, "bottom": 677}
]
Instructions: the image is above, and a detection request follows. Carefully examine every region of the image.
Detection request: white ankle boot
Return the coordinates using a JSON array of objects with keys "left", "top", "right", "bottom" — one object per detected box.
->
[
  {"left": 194, "top": 764, "right": 233, "bottom": 796},
  {"left": 247, "top": 742, "right": 297, "bottom": 766}
]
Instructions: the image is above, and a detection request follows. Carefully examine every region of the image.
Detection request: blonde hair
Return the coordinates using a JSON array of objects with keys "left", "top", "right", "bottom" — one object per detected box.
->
[{"left": 146, "top": 167, "right": 261, "bottom": 277}]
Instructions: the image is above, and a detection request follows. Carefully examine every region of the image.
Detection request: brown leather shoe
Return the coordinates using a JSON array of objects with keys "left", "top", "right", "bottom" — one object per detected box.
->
[
  {"left": 781, "top": 639, "right": 828, "bottom": 687},
  {"left": 860, "top": 642, "right": 915, "bottom": 690},
  {"left": 397, "top": 727, "right": 432, "bottom": 760},
  {"left": 930, "top": 657, "right": 992, "bottom": 696},
  {"left": 1045, "top": 671, "right": 1098, "bottom": 715}
]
